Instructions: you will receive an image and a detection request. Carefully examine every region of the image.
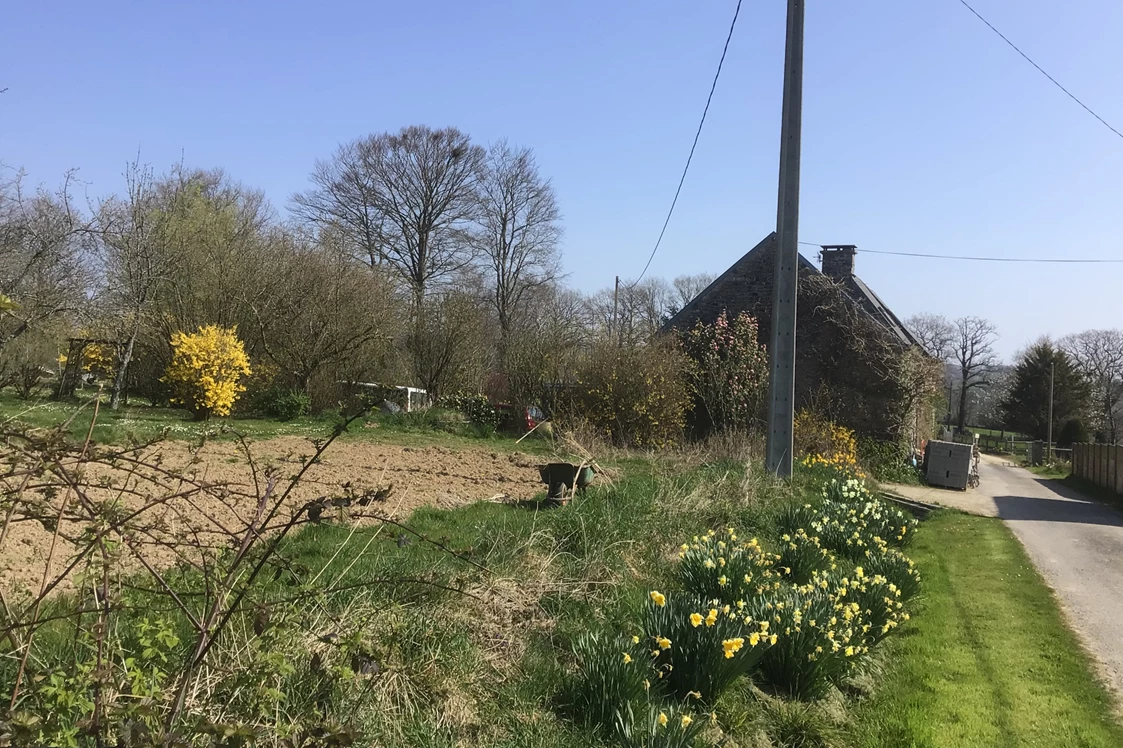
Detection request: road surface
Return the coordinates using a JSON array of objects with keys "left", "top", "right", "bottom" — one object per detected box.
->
[{"left": 893, "top": 454, "right": 1123, "bottom": 700}]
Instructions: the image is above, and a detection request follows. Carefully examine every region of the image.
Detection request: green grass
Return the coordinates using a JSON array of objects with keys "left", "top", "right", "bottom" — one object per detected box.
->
[
  {"left": 0, "top": 388, "right": 552, "bottom": 454},
  {"left": 847, "top": 511, "right": 1123, "bottom": 748},
  {"left": 8, "top": 420, "right": 1122, "bottom": 745},
  {"left": 1026, "top": 463, "right": 1071, "bottom": 481}
]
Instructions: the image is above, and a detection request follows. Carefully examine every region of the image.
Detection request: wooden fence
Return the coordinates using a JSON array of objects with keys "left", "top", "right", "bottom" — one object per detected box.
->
[{"left": 1072, "top": 443, "right": 1123, "bottom": 495}]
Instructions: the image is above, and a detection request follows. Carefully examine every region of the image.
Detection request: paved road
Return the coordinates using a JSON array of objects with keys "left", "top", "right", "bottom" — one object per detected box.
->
[{"left": 896, "top": 454, "right": 1123, "bottom": 699}]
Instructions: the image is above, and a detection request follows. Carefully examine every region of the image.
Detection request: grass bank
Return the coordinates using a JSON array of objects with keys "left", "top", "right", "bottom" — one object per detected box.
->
[
  {"left": 847, "top": 511, "right": 1123, "bottom": 747},
  {"left": 0, "top": 389, "right": 551, "bottom": 453}
]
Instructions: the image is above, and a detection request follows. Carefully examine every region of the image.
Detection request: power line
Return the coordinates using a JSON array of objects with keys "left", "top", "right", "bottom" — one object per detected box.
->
[
  {"left": 956, "top": 0, "right": 1123, "bottom": 141},
  {"left": 797, "top": 241, "right": 1123, "bottom": 263},
  {"left": 632, "top": 0, "right": 743, "bottom": 285}
]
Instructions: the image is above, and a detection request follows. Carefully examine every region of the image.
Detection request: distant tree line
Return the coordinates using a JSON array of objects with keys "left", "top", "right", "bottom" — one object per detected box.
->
[
  {"left": 907, "top": 313, "right": 1123, "bottom": 445},
  {"left": 0, "top": 127, "right": 718, "bottom": 426}
]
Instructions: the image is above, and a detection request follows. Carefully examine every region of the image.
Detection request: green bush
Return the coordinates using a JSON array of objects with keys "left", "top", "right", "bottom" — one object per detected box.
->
[
  {"left": 858, "top": 438, "right": 922, "bottom": 485},
  {"left": 439, "top": 392, "right": 501, "bottom": 430},
  {"left": 254, "top": 387, "right": 312, "bottom": 420},
  {"left": 1058, "top": 418, "right": 1088, "bottom": 447},
  {"left": 572, "top": 340, "right": 691, "bottom": 448}
]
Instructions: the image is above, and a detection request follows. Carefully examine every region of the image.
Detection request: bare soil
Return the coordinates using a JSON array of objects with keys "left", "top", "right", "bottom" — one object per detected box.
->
[{"left": 0, "top": 437, "right": 545, "bottom": 597}]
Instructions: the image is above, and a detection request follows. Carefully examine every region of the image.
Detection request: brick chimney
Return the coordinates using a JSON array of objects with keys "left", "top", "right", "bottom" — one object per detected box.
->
[{"left": 820, "top": 245, "right": 857, "bottom": 280}]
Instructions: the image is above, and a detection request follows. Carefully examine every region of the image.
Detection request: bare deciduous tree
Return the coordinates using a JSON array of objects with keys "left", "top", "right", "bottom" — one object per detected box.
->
[
  {"left": 407, "top": 291, "right": 491, "bottom": 400},
  {"left": 586, "top": 278, "right": 674, "bottom": 347},
  {"left": 671, "top": 272, "right": 715, "bottom": 313},
  {"left": 252, "top": 231, "right": 400, "bottom": 392},
  {"left": 475, "top": 141, "right": 562, "bottom": 333},
  {"left": 952, "top": 316, "right": 999, "bottom": 430},
  {"left": 905, "top": 313, "right": 956, "bottom": 361},
  {"left": 96, "top": 160, "right": 171, "bottom": 408},
  {"left": 1060, "top": 329, "right": 1123, "bottom": 443},
  {"left": 290, "top": 141, "right": 386, "bottom": 270},
  {"left": 293, "top": 126, "right": 485, "bottom": 307},
  {"left": 0, "top": 168, "right": 90, "bottom": 351}
]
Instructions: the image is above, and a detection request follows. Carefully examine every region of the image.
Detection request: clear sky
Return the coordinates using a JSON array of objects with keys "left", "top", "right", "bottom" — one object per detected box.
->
[{"left": 3, "top": 0, "right": 1121, "bottom": 359}]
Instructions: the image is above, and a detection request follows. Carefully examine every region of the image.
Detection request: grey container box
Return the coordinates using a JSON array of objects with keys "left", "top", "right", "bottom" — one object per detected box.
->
[{"left": 925, "top": 440, "right": 974, "bottom": 490}]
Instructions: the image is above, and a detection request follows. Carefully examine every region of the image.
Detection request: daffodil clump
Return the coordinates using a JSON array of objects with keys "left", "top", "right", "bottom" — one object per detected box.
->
[
  {"left": 794, "top": 410, "right": 864, "bottom": 479},
  {"left": 861, "top": 545, "right": 922, "bottom": 604},
  {"left": 776, "top": 528, "right": 836, "bottom": 585},
  {"left": 643, "top": 589, "right": 777, "bottom": 703},
  {"left": 567, "top": 632, "right": 650, "bottom": 732},
  {"left": 757, "top": 578, "right": 871, "bottom": 701},
  {"left": 614, "top": 702, "right": 710, "bottom": 748},
  {"left": 677, "top": 528, "right": 783, "bottom": 603},
  {"left": 838, "top": 566, "right": 911, "bottom": 646}
]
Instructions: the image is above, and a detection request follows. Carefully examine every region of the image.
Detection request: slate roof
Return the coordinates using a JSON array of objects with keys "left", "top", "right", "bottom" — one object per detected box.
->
[{"left": 662, "top": 232, "right": 920, "bottom": 349}]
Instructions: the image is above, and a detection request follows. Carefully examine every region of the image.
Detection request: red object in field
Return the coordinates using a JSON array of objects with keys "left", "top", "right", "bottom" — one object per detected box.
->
[{"left": 497, "top": 403, "right": 546, "bottom": 432}]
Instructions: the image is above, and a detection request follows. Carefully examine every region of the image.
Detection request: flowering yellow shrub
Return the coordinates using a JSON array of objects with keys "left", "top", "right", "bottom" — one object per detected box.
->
[
  {"left": 794, "top": 409, "right": 863, "bottom": 477},
  {"left": 82, "top": 342, "right": 118, "bottom": 380},
  {"left": 164, "top": 325, "right": 251, "bottom": 418}
]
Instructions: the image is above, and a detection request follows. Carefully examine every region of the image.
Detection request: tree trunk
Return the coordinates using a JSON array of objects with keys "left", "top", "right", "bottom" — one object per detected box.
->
[
  {"left": 109, "top": 329, "right": 138, "bottom": 410},
  {"left": 957, "top": 382, "right": 969, "bottom": 432}
]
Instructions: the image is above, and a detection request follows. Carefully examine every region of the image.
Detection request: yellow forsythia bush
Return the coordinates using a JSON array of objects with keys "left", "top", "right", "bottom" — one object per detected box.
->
[
  {"left": 82, "top": 342, "right": 117, "bottom": 380},
  {"left": 164, "top": 325, "right": 252, "bottom": 418},
  {"left": 794, "top": 409, "right": 862, "bottom": 476}
]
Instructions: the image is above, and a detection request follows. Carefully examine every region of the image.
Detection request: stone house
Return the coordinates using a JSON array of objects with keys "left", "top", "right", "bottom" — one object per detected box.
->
[{"left": 663, "top": 233, "right": 939, "bottom": 443}]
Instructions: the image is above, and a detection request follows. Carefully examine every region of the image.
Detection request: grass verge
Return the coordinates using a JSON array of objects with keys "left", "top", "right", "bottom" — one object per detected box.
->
[{"left": 847, "top": 511, "right": 1123, "bottom": 748}]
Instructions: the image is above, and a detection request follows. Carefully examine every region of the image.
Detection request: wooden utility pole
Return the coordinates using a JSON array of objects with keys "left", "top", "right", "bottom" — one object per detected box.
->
[
  {"left": 612, "top": 276, "right": 620, "bottom": 346},
  {"left": 765, "top": 0, "right": 806, "bottom": 477},
  {"left": 1047, "top": 359, "right": 1055, "bottom": 461}
]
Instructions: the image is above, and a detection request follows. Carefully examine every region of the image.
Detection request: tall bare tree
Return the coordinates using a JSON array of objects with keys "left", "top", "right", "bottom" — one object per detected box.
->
[
  {"left": 475, "top": 141, "right": 562, "bottom": 333},
  {"left": 293, "top": 126, "right": 485, "bottom": 306},
  {"left": 96, "top": 160, "right": 171, "bottom": 408},
  {"left": 290, "top": 141, "right": 385, "bottom": 270},
  {"left": 585, "top": 278, "right": 674, "bottom": 347},
  {"left": 905, "top": 313, "right": 956, "bottom": 361},
  {"left": 1060, "top": 329, "right": 1123, "bottom": 443},
  {"left": 671, "top": 272, "right": 715, "bottom": 313},
  {"left": 952, "top": 316, "right": 999, "bottom": 430},
  {"left": 0, "top": 168, "right": 90, "bottom": 351}
]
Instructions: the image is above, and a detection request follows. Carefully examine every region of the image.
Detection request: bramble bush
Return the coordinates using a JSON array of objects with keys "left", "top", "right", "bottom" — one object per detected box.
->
[
  {"left": 255, "top": 386, "right": 312, "bottom": 420},
  {"left": 858, "top": 438, "right": 922, "bottom": 485},
  {"left": 163, "top": 324, "right": 252, "bottom": 418},
  {"left": 440, "top": 392, "right": 501, "bottom": 431}
]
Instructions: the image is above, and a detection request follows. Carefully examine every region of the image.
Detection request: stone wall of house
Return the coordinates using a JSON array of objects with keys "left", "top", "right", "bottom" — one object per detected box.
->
[{"left": 667, "top": 234, "right": 919, "bottom": 439}]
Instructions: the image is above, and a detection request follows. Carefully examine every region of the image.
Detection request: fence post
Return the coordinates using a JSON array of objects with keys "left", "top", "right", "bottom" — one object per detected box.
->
[
  {"left": 1100, "top": 444, "right": 1109, "bottom": 488},
  {"left": 1105, "top": 442, "right": 1114, "bottom": 489},
  {"left": 1116, "top": 445, "right": 1123, "bottom": 496},
  {"left": 1076, "top": 443, "right": 1084, "bottom": 479}
]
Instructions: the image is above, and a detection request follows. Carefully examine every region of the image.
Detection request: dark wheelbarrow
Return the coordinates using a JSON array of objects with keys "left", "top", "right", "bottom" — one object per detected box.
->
[{"left": 538, "top": 462, "right": 597, "bottom": 504}]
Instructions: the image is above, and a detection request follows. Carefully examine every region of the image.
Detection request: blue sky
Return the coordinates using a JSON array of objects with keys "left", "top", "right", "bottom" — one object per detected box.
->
[{"left": 3, "top": 0, "right": 1121, "bottom": 359}]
